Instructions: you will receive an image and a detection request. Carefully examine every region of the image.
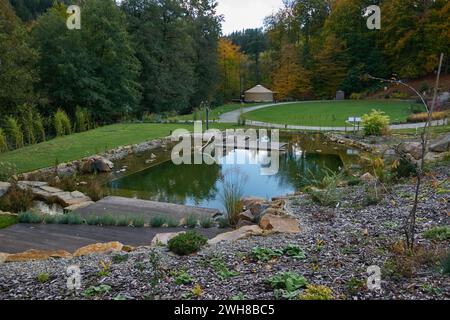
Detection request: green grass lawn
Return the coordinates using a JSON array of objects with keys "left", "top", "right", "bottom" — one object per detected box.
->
[
  {"left": 245, "top": 100, "right": 424, "bottom": 127},
  {"left": 169, "top": 103, "right": 260, "bottom": 121},
  {"left": 0, "top": 214, "right": 18, "bottom": 229},
  {"left": 0, "top": 123, "right": 245, "bottom": 173}
]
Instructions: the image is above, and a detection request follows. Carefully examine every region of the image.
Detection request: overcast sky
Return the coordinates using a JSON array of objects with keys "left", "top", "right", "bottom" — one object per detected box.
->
[{"left": 217, "top": 0, "right": 284, "bottom": 35}]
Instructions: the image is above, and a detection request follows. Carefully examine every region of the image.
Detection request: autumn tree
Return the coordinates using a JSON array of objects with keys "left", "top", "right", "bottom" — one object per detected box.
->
[
  {"left": 217, "top": 38, "right": 246, "bottom": 102},
  {"left": 272, "top": 42, "right": 312, "bottom": 100}
]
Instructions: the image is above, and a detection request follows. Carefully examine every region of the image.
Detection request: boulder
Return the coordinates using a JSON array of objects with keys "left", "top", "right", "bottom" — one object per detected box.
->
[
  {"left": 238, "top": 210, "right": 254, "bottom": 223},
  {"left": 398, "top": 142, "right": 424, "bottom": 160},
  {"left": 5, "top": 249, "right": 72, "bottom": 263},
  {"left": 151, "top": 232, "right": 185, "bottom": 246},
  {"left": 260, "top": 207, "right": 288, "bottom": 217},
  {"left": 64, "top": 201, "right": 95, "bottom": 212},
  {"left": 93, "top": 157, "right": 114, "bottom": 172},
  {"left": 242, "top": 197, "right": 268, "bottom": 216},
  {"left": 0, "top": 182, "right": 11, "bottom": 198},
  {"left": 0, "top": 252, "right": 9, "bottom": 264},
  {"left": 430, "top": 134, "right": 450, "bottom": 153},
  {"left": 208, "top": 225, "right": 263, "bottom": 245},
  {"left": 122, "top": 245, "right": 136, "bottom": 252},
  {"left": 81, "top": 159, "right": 95, "bottom": 173},
  {"left": 259, "top": 214, "right": 300, "bottom": 234},
  {"left": 73, "top": 241, "right": 124, "bottom": 257},
  {"left": 360, "top": 172, "right": 376, "bottom": 183}
]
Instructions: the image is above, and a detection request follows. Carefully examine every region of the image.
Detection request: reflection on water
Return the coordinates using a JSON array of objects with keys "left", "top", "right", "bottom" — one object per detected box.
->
[{"left": 108, "top": 134, "right": 347, "bottom": 211}]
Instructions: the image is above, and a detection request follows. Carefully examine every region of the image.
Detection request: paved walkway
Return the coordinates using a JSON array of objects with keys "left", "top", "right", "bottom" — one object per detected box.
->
[
  {"left": 73, "top": 196, "right": 220, "bottom": 221},
  {"left": 219, "top": 101, "right": 448, "bottom": 131},
  {"left": 0, "top": 224, "right": 226, "bottom": 253}
]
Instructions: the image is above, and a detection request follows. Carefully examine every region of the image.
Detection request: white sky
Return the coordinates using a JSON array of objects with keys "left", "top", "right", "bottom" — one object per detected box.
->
[{"left": 217, "top": 0, "right": 284, "bottom": 35}]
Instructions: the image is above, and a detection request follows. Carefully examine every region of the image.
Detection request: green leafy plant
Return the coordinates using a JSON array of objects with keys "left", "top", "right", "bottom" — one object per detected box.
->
[
  {"left": 299, "top": 284, "right": 334, "bottom": 300},
  {"left": 361, "top": 109, "right": 390, "bottom": 136},
  {"left": 345, "top": 278, "right": 366, "bottom": 295},
  {"left": 37, "top": 273, "right": 50, "bottom": 284},
  {"left": 98, "top": 260, "right": 111, "bottom": 277},
  {"left": 115, "top": 216, "right": 130, "bottom": 227},
  {"left": 211, "top": 257, "right": 240, "bottom": 280},
  {"left": 251, "top": 247, "right": 283, "bottom": 262},
  {"left": 424, "top": 226, "right": 450, "bottom": 241},
  {"left": 112, "top": 253, "right": 129, "bottom": 264},
  {"left": 268, "top": 272, "right": 308, "bottom": 300},
  {"left": 82, "top": 284, "right": 112, "bottom": 297},
  {"left": 283, "top": 245, "right": 307, "bottom": 260},
  {"left": 441, "top": 252, "right": 450, "bottom": 275},
  {"left": 230, "top": 292, "right": 247, "bottom": 300},
  {"left": 175, "top": 270, "right": 194, "bottom": 285},
  {"left": 168, "top": 231, "right": 207, "bottom": 256}
]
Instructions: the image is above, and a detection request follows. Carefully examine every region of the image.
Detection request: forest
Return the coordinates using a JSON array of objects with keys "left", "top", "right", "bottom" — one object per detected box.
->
[{"left": 0, "top": 0, "right": 449, "bottom": 151}]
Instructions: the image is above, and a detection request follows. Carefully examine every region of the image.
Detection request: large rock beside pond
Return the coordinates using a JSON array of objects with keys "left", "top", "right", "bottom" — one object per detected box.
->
[
  {"left": 208, "top": 225, "right": 264, "bottom": 245},
  {"left": 0, "top": 182, "right": 11, "bottom": 198},
  {"left": 430, "top": 134, "right": 450, "bottom": 153},
  {"left": 81, "top": 156, "right": 114, "bottom": 173},
  {"left": 259, "top": 214, "right": 300, "bottom": 234},
  {"left": 5, "top": 249, "right": 72, "bottom": 263},
  {"left": 73, "top": 241, "right": 124, "bottom": 257}
]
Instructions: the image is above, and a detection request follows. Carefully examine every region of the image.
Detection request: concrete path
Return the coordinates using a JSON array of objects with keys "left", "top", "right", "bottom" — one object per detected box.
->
[
  {"left": 73, "top": 196, "right": 220, "bottom": 221},
  {"left": 218, "top": 101, "right": 448, "bottom": 131},
  {"left": 0, "top": 224, "right": 227, "bottom": 253}
]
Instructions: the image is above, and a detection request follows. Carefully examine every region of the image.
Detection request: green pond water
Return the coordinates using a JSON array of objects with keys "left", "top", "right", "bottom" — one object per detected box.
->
[{"left": 107, "top": 133, "right": 358, "bottom": 211}]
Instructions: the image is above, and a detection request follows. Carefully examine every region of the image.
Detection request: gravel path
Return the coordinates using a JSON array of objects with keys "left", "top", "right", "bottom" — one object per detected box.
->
[{"left": 0, "top": 166, "right": 449, "bottom": 300}]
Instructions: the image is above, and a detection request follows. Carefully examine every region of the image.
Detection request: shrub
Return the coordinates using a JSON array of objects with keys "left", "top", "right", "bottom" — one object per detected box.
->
[
  {"left": 54, "top": 109, "right": 71, "bottom": 137},
  {"left": 299, "top": 284, "right": 334, "bottom": 300},
  {"left": 185, "top": 214, "right": 198, "bottom": 229},
  {"left": 268, "top": 272, "right": 308, "bottom": 300},
  {"left": 74, "top": 106, "right": 90, "bottom": 133},
  {"left": 99, "top": 215, "right": 116, "bottom": 226},
  {"left": 5, "top": 116, "right": 24, "bottom": 148},
  {"left": 67, "top": 213, "right": 83, "bottom": 225},
  {"left": 393, "top": 157, "right": 417, "bottom": 179},
  {"left": 0, "top": 161, "right": 16, "bottom": 181},
  {"left": 200, "top": 216, "right": 213, "bottom": 229},
  {"left": 132, "top": 216, "right": 145, "bottom": 228},
  {"left": 220, "top": 169, "right": 246, "bottom": 226},
  {"left": 0, "top": 184, "right": 34, "bottom": 213},
  {"left": 56, "top": 214, "right": 69, "bottom": 224},
  {"left": 350, "top": 93, "right": 362, "bottom": 100},
  {"left": 44, "top": 215, "right": 57, "bottom": 224},
  {"left": 168, "top": 231, "right": 207, "bottom": 256},
  {"left": 83, "top": 181, "right": 104, "bottom": 201},
  {"left": 86, "top": 215, "right": 100, "bottom": 226},
  {"left": 18, "top": 212, "right": 43, "bottom": 224},
  {"left": 361, "top": 110, "right": 390, "bottom": 136},
  {"left": 392, "top": 91, "right": 408, "bottom": 99},
  {"left": 424, "top": 226, "right": 450, "bottom": 241},
  {"left": 19, "top": 107, "right": 36, "bottom": 145},
  {"left": 0, "top": 128, "right": 8, "bottom": 153},
  {"left": 0, "top": 214, "right": 18, "bottom": 229},
  {"left": 150, "top": 215, "right": 166, "bottom": 228},
  {"left": 116, "top": 216, "right": 130, "bottom": 227},
  {"left": 166, "top": 217, "right": 179, "bottom": 228},
  {"left": 407, "top": 111, "right": 448, "bottom": 123},
  {"left": 33, "top": 113, "right": 46, "bottom": 142},
  {"left": 37, "top": 273, "right": 50, "bottom": 284}
]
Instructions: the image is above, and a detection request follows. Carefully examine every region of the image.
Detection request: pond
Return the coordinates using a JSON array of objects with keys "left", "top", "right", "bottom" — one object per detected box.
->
[{"left": 107, "top": 133, "right": 359, "bottom": 211}]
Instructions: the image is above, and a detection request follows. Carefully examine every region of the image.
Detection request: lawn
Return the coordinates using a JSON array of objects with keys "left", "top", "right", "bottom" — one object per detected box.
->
[
  {"left": 245, "top": 100, "right": 424, "bottom": 127},
  {"left": 169, "top": 103, "right": 261, "bottom": 121},
  {"left": 0, "top": 215, "right": 18, "bottom": 229},
  {"left": 0, "top": 123, "right": 244, "bottom": 173}
]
